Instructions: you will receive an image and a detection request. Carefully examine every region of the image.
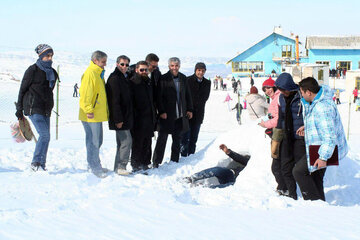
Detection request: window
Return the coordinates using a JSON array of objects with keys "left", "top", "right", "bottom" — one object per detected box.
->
[
  {"left": 336, "top": 61, "right": 351, "bottom": 70},
  {"left": 316, "top": 61, "right": 330, "bottom": 66},
  {"left": 232, "top": 61, "right": 264, "bottom": 72},
  {"left": 282, "top": 45, "right": 292, "bottom": 57},
  {"left": 356, "top": 77, "right": 360, "bottom": 90},
  {"left": 318, "top": 69, "right": 324, "bottom": 81}
]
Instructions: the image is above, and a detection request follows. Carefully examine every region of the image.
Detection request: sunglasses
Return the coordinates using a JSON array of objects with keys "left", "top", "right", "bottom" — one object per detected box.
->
[
  {"left": 139, "top": 68, "right": 148, "bottom": 73},
  {"left": 120, "top": 63, "right": 129, "bottom": 67}
]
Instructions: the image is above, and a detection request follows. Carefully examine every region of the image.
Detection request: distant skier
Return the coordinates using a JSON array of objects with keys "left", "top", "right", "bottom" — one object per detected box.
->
[
  {"left": 184, "top": 144, "right": 250, "bottom": 188},
  {"left": 73, "top": 83, "right": 79, "bottom": 97}
]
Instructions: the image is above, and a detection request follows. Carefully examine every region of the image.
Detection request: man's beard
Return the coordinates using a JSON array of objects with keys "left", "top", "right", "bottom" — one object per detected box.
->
[{"left": 140, "top": 74, "right": 149, "bottom": 80}]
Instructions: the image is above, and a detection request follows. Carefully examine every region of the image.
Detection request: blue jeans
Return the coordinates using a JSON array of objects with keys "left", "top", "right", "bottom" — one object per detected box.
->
[
  {"left": 29, "top": 114, "right": 50, "bottom": 166},
  {"left": 181, "top": 123, "right": 201, "bottom": 157},
  {"left": 82, "top": 121, "right": 103, "bottom": 173},
  {"left": 191, "top": 167, "right": 236, "bottom": 188},
  {"left": 114, "top": 130, "right": 132, "bottom": 170}
]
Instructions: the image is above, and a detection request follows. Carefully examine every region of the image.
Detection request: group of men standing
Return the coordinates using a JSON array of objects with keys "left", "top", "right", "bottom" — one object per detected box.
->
[
  {"left": 272, "top": 73, "right": 348, "bottom": 201},
  {"left": 78, "top": 51, "right": 210, "bottom": 177}
]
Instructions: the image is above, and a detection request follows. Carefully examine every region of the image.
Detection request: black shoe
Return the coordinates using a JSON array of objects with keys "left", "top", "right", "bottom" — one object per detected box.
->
[
  {"left": 40, "top": 164, "right": 47, "bottom": 171},
  {"left": 31, "top": 162, "right": 40, "bottom": 171}
]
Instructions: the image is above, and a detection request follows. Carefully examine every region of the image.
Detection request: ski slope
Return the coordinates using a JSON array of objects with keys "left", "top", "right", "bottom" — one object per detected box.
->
[{"left": 0, "top": 52, "right": 360, "bottom": 240}]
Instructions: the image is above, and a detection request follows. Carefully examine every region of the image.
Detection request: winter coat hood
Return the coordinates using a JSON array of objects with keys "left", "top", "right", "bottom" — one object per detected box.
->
[{"left": 275, "top": 73, "right": 299, "bottom": 91}]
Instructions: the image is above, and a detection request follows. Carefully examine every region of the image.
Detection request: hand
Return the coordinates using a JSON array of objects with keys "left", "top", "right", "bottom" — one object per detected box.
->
[
  {"left": 219, "top": 144, "right": 230, "bottom": 154},
  {"left": 160, "top": 113, "right": 167, "bottom": 119},
  {"left": 258, "top": 120, "right": 266, "bottom": 128},
  {"left": 314, "top": 159, "right": 327, "bottom": 169},
  {"left": 115, "top": 122, "right": 123, "bottom": 129},
  {"left": 15, "top": 110, "right": 24, "bottom": 120},
  {"left": 296, "top": 126, "right": 305, "bottom": 136},
  {"left": 87, "top": 113, "right": 94, "bottom": 119},
  {"left": 186, "top": 111, "right": 193, "bottom": 119}
]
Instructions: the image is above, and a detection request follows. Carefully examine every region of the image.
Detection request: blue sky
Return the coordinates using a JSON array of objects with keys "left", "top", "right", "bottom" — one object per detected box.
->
[{"left": 1, "top": 0, "right": 359, "bottom": 59}]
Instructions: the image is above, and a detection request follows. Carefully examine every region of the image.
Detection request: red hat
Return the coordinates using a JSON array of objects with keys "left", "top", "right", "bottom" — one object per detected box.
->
[
  {"left": 250, "top": 86, "right": 258, "bottom": 94},
  {"left": 262, "top": 77, "right": 275, "bottom": 92},
  {"left": 262, "top": 77, "right": 275, "bottom": 88}
]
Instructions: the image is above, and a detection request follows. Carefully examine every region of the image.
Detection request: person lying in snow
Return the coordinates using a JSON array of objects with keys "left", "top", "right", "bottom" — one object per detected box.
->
[{"left": 184, "top": 144, "right": 250, "bottom": 188}]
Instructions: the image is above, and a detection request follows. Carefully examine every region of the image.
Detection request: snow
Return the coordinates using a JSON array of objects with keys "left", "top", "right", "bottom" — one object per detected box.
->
[{"left": 1, "top": 51, "right": 360, "bottom": 240}]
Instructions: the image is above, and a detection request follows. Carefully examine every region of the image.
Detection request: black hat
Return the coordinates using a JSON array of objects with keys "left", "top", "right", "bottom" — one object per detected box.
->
[{"left": 194, "top": 62, "right": 206, "bottom": 72}]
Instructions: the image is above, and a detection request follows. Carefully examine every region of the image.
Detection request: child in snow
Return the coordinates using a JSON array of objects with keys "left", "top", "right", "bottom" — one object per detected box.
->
[
  {"left": 224, "top": 93, "right": 233, "bottom": 111},
  {"left": 184, "top": 144, "right": 250, "bottom": 188},
  {"left": 232, "top": 102, "right": 243, "bottom": 124}
]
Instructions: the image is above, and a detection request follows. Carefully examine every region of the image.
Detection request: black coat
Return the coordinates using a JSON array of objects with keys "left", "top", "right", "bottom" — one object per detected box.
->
[
  {"left": 187, "top": 74, "right": 211, "bottom": 125},
  {"left": 130, "top": 74, "right": 156, "bottom": 137},
  {"left": 106, "top": 67, "right": 133, "bottom": 130},
  {"left": 156, "top": 71, "right": 193, "bottom": 134},
  {"left": 16, "top": 64, "right": 58, "bottom": 117}
]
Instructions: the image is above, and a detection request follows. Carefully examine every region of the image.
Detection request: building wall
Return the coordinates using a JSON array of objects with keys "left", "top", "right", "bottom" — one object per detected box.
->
[
  {"left": 231, "top": 33, "right": 296, "bottom": 76},
  {"left": 308, "top": 49, "right": 360, "bottom": 70}
]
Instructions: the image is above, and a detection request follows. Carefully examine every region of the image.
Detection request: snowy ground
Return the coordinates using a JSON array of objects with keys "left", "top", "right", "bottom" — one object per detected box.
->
[{"left": 1, "top": 52, "right": 360, "bottom": 240}]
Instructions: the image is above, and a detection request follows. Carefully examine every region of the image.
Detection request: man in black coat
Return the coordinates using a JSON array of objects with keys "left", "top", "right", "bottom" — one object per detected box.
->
[
  {"left": 153, "top": 57, "right": 193, "bottom": 167},
  {"left": 181, "top": 62, "right": 211, "bottom": 157},
  {"left": 130, "top": 61, "right": 157, "bottom": 171},
  {"left": 106, "top": 55, "right": 133, "bottom": 175}
]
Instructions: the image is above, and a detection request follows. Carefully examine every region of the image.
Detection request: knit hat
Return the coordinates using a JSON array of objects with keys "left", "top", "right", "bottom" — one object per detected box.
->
[
  {"left": 194, "top": 62, "right": 206, "bottom": 72},
  {"left": 35, "top": 44, "right": 54, "bottom": 59},
  {"left": 262, "top": 77, "right": 275, "bottom": 91},
  {"left": 250, "top": 86, "right": 258, "bottom": 94}
]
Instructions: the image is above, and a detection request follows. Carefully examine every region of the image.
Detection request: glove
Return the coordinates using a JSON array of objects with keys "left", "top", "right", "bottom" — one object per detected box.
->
[{"left": 15, "top": 110, "right": 24, "bottom": 120}]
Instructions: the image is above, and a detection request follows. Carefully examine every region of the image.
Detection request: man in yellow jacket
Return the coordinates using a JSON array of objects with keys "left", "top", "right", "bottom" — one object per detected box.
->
[{"left": 79, "top": 50, "right": 109, "bottom": 178}]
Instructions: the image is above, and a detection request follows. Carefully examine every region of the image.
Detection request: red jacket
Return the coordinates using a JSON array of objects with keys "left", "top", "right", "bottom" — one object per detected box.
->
[{"left": 353, "top": 89, "right": 358, "bottom": 97}]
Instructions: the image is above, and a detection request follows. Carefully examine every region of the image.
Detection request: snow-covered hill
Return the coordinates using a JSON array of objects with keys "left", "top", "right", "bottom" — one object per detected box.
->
[{"left": 0, "top": 51, "right": 360, "bottom": 240}]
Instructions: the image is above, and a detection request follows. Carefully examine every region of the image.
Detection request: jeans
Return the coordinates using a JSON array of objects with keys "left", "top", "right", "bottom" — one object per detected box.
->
[
  {"left": 29, "top": 114, "right": 50, "bottom": 166},
  {"left": 181, "top": 123, "right": 201, "bottom": 157},
  {"left": 114, "top": 130, "right": 132, "bottom": 171},
  {"left": 191, "top": 167, "right": 236, "bottom": 188},
  {"left": 82, "top": 121, "right": 103, "bottom": 173}
]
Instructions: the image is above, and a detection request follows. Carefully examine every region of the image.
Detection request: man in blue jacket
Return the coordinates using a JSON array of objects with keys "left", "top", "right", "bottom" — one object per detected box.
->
[
  {"left": 295, "top": 77, "right": 348, "bottom": 201},
  {"left": 275, "top": 73, "right": 304, "bottom": 200}
]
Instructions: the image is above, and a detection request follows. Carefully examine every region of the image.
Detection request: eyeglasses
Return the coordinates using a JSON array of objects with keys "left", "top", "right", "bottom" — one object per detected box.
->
[
  {"left": 120, "top": 63, "right": 129, "bottom": 67},
  {"left": 139, "top": 68, "right": 148, "bottom": 73}
]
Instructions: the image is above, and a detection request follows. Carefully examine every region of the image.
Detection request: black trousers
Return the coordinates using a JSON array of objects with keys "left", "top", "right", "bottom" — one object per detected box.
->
[
  {"left": 180, "top": 122, "right": 201, "bottom": 157},
  {"left": 293, "top": 155, "right": 326, "bottom": 201},
  {"left": 153, "top": 128, "right": 182, "bottom": 166},
  {"left": 131, "top": 134, "right": 152, "bottom": 169},
  {"left": 280, "top": 138, "right": 306, "bottom": 200},
  {"left": 271, "top": 157, "right": 287, "bottom": 192}
]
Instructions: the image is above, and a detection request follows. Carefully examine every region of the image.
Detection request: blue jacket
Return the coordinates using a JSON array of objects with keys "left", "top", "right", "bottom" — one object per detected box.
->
[
  {"left": 278, "top": 91, "right": 304, "bottom": 140},
  {"left": 301, "top": 85, "right": 348, "bottom": 171}
]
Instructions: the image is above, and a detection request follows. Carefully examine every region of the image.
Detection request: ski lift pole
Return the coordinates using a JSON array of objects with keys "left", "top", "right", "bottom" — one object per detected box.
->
[
  {"left": 347, "top": 96, "right": 351, "bottom": 141},
  {"left": 56, "top": 65, "right": 60, "bottom": 140}
]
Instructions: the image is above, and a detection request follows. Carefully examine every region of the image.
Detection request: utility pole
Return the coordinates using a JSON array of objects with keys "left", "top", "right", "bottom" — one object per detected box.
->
[{"left": 56, "top": 65, "right": 60, "bottom": 140}]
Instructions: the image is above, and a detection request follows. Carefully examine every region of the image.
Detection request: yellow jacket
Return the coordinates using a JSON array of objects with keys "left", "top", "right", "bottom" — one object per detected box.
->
[{"left": 79, "top": 61, "right": 108, "bottom": 122}]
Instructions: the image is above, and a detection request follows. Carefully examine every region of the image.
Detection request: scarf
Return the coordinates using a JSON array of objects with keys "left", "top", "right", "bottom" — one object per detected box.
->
[{"left": 36, "top": 59, "right": 55, "bottom": 88}]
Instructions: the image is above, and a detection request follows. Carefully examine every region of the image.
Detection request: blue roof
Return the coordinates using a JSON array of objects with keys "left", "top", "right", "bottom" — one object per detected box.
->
[{"left": 227, "top": 32, "right": 298, "bottom": 64}]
